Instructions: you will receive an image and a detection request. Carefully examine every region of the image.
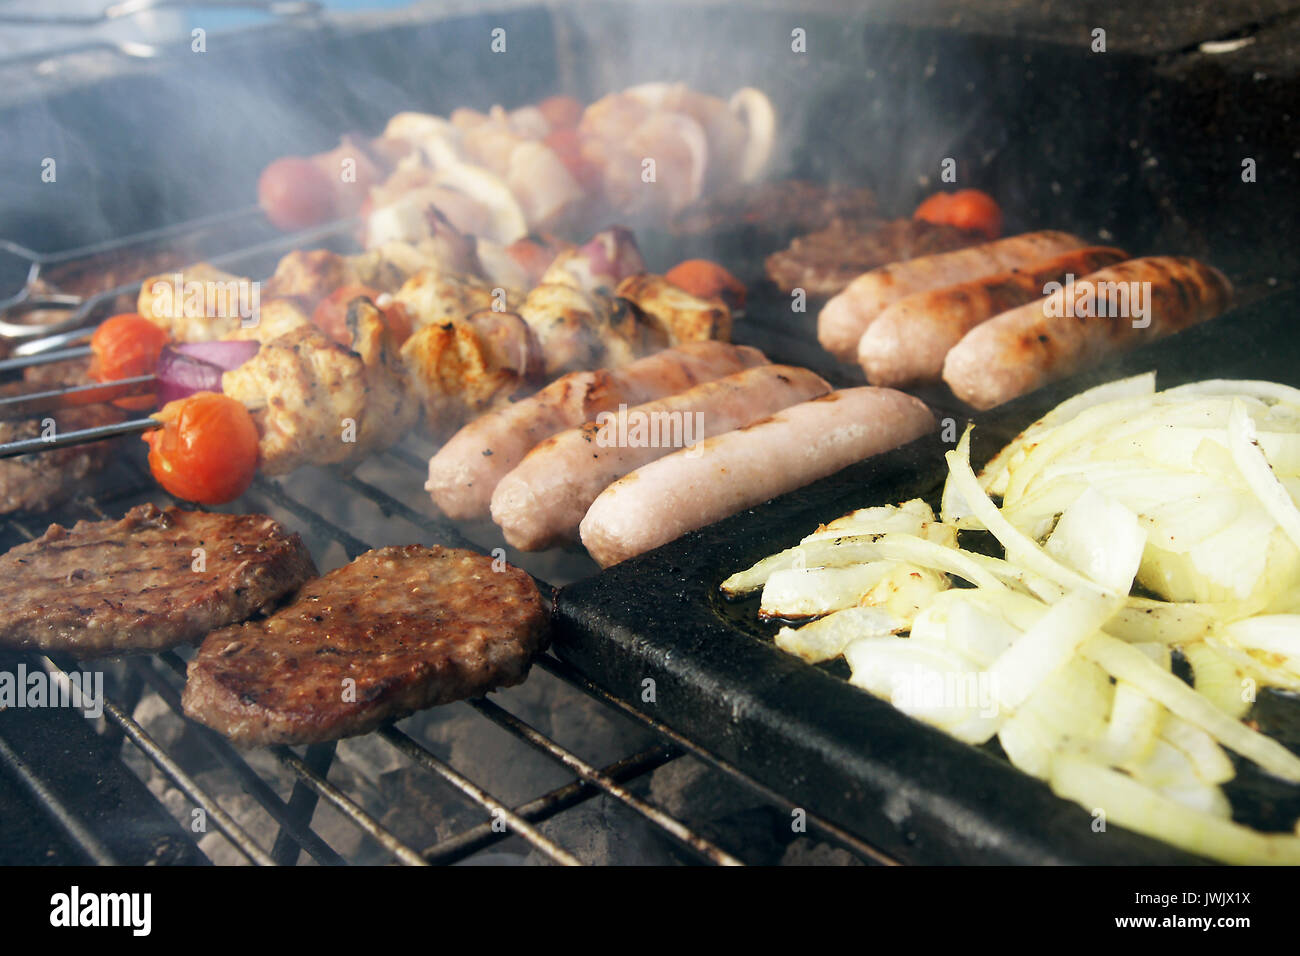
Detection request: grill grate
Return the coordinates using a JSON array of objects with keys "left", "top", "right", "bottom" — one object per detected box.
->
[{"left": 0, "top": 217, "right": 898, "bottom": 868}]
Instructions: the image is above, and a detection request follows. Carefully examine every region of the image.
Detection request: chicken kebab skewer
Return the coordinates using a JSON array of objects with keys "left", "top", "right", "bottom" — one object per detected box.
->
[{"left": 0, "top": 225, "right": 741, "bottom": 509}]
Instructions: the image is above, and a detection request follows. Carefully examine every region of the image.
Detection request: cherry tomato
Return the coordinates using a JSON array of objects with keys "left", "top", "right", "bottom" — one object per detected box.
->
[
  {"left": 664, "top": 259, "right": 747, "bottom": 311},
  {"left": 258, "top": 156, "right": 337, "bottom": 231},
  {"left": 311, "top": 285, "right": 411, "bottom": 346},
  {"left": 90, "top": 313, "right": 167, "bottom": 380},
  {"left": 144, "top": 392, "right": 260, "bottom": 505},
  {"left": 537, "top": 95, "right": 584, "bottom": 130},
  {"left": 913, "top": 189, "right": 1004, "bottom": 240},
  {"left": 89, "top": 313, "right": 168, "bottom": 410}
]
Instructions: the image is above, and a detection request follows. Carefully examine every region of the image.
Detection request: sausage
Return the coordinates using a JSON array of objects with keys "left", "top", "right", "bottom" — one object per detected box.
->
[
  {"left": 858, "top": 246, "right": 1129, "bottom": 387},
  {"left": 491, "top": 364, "right": 831, "bottom": 550},
  {"left": 426, "top": 340, "right": 769, "bottom": 519},
  {"left": 579, "top": 387, "right": 935, "bottom": 567},
  {"left": 817, "top": 230, "right": 1090, "bottom": 361},
  {"left": 942, "top": 256, "right": 1233, "bottom": 410}
]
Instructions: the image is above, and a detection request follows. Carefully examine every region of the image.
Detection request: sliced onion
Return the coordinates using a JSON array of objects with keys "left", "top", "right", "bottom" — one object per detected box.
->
[
  {"left": 156, "top": 347, "right": 227, "bottom": 405},
  {"left": 1082, "top": 632, "right": 1300, "bottom": 782},
  {"left": 1049, "top": 753, "right": 1300, "bottom": 865},
  {"left": 175, "top": 340, "right": 259, "bottom": 371},
  {"left": 1228, "top": 398, "right": 1300, "bottom": 555}
]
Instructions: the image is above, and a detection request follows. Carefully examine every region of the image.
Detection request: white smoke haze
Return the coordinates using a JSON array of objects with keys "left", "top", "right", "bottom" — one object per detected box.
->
[{"left": 0, "top": 0, "right": 1293, "bottom": 865}]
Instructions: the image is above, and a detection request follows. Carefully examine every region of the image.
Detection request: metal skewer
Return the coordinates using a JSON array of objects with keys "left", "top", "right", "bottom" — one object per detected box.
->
[
  {"left": 0, "top": 374, "right": 156, "bottom": 420},
  {"left": 0, "top": 419, "right": 158, "bottom": 458},
  {"left": 0, "top": 345, "right": 93, "bottom": 375}
]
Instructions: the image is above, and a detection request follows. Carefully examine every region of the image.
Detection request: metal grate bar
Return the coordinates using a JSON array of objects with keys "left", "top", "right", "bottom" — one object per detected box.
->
[
  {"left": 270, "top": 743, "right": 337, "bottom": 866},
  {"left": 419, "top": 743, "right": 679, "bottom": 865},
  {"left": 0, "top": 206, "right": 263, "bottom": 268},
  {"left": 538, "top": 654, "right": 899, "bottom": 866},
  {"left": 466, "top": 696, "right": 746, "bottom": 866},
  {"left": 336, "top": 471, "right": 478, "bottom": 551},
  {"left": 0, "top": 733, "right": 119, "bottom": 865},
  {"left": 250, "top": 474, "right": 372, "bottom": 559},
  {"left": 269, "top": 745, "right": 428, "bottom": 866},
  {"left": 382, "top": 444, "right": 433, "bottom": 473},
  {"left": 151, "top": 649, "right": 425, "bottom": 866},
  {"left": 136, "top": 654, "right": 345, "bottom": 866},
  {"left": 0, "top": 202, "right": 904, "bottom": 865},
  {"left": 0, "top": 345, "right": 92, "bottom": 375},
  {"left": 37, "top": 655, "right": 275, "bottom": 865},
  {"left": 238, "top": 469, "right": 758, "bottom": 864},
  {"left": 378, "top": 726, "right": 582, "bottom": 866}
]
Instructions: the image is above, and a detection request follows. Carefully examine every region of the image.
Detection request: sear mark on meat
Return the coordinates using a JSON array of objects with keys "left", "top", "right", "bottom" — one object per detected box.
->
[
  {"left": 0, "top": 503, "right": 317, "bottom": 657},
  {"left": 765, "top": 218, "right": 987, "bottom": 298},
  {"left": 0, "top": 362, "right": 125, "bottom": 515},
  {"left": 182, "top": 545, "right": 550, "bottom": 746}
]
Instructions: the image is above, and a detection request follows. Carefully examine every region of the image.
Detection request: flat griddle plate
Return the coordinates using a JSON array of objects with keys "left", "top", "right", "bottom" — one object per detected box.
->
[{"left": 554, "top": 289, "right": 1300, "bottom": 865}]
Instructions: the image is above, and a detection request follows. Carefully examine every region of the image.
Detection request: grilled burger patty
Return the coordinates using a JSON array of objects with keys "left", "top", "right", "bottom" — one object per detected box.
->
[
  {"left": 0, "top": 361, "right": 125, "bottom": 515},
  {"left": 0, "top": 396, "right": 124, "bottom": 515},
  {"left": 0, "top": 504, "right": 317, "bottom": 657},
  {"left": 182, "top": 545, "right": 550, "bottom": 746},
  {"left": 765, "top": 218, "right": 985, "bottom": 298}
]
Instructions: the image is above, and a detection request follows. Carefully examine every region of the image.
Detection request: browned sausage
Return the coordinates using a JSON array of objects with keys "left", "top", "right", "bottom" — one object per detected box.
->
[
  {"left": 425, "top": 341, "right": 769, "bottom": 519},
  {"left": 817, "top": 231, "right": 1090, "bottom": 361},
  {"left": 579, "top": 387, "right": 935, "bottom": 567},
  {"left": 490, "top": 364, "right": 830, "bottom": 550},
  {"left": 858, "top": 246, "right": 1129, "bottom": 387},
  {"left": 942, "top": 256, "right": 1233, "bottom": 410}
]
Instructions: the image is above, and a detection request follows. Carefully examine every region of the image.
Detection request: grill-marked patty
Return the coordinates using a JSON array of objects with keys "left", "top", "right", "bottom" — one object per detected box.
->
[
  {"left": 182, "top": 545, "right": 550, "bottom": 746},
  {"left": 0, "top": 361, "right": 126, "bottom": 515},
  {"left": 0, "top": 504, "right": 317, "bottom": 657},
  {"left": 765, "top": 218, "right": 985, "bottom": 298}
]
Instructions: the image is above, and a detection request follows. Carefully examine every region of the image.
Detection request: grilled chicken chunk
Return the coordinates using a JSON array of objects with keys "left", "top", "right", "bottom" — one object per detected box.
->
[
  {"left": 353, "top": 234, "right": 481, "bottom": 292},
  {"left": 400, "top": 310, "right": 544, "bottom": 440},
  {"left": 222, "top": 300, "right": 416, "bottom": 474},
  {"left": 518, "top": 282, "right": 612, "bottom": 376},
  {"left": 516, "top": 281, "right": 668, "bottom": 377},
  {"left": 393, "top": 267, "right": 520, "bottom": 331},
  {"left": 222, "top": 297, "right": 312, "bottom": 343},
  {"left": 138, "top": 219, "right": 486, "bottom": 345},
  {"left": 615, "top": 274, "right": 732, "bottom": 345},
  {"left": 137, "top": 263, "right": 251, "bottom": 342},
  {"left": 263, "top": 249, "right": 361, "bottom": 304},
  {"left": 182, "top": 545, "right": 549, "bottom": 746},
  {"left": 0, "top": 504, "right": 316, "bottom": 657}
]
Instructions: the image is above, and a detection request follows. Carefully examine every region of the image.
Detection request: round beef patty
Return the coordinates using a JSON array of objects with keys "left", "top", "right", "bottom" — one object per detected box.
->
[
  {"left": 182, "top": 545, "right": 550, "bottom": 746},
  {"left": 0, "top": 372, "right": 126, "bottom": 516},
  {"left": 0, "top": 503, "right": 317, "bottom": 657}
]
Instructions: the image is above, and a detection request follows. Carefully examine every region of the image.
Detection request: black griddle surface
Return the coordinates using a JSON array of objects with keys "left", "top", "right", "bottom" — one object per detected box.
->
[{"left": 555, "top": 288, "right": 1300, "bottom": 864}]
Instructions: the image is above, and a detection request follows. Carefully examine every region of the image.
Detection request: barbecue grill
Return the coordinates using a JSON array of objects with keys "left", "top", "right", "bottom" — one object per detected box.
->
[
  {"left": 1, "top": 0, "right": 1298, "bottom": 868},
  {"left": 0, "top": 211, "right": 886, "bottom": 867}
]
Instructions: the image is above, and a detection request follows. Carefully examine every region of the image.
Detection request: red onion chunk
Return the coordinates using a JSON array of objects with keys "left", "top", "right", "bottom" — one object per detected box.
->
[
  {"left": 156, "top": 347, "right": 225, "bottom": 405},
  {"left": 176, "top": 339, "right": 260, "bottom": 371},
  {"left": 579, "top": 227, "right": 646, "bottom": 283}
]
